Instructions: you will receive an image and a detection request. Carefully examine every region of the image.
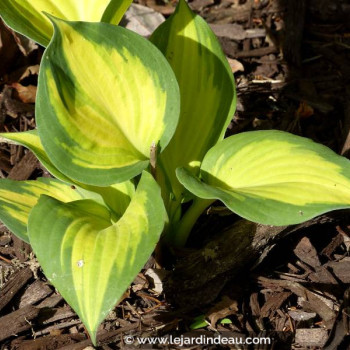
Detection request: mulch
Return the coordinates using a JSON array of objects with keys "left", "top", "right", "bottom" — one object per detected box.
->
[{"left": 1, "top": 0, "right": 350, "bottom": 349}]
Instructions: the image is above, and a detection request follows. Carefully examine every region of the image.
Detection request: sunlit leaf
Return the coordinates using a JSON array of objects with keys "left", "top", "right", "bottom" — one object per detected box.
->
[
  {"left": 190, "top": 315, "right": 208, "bottom": 330},
  {"left": 0, "top": 130, "right": 135, "bottom": 217},
  {"left": 28, "top": 171, "right": 166, "bottom": 345},
  {"left": 101, "top": 0, "right": 133, "bottom": 26},
  {"left": 0, "top": 178, "right": 101, "bottom": 242},
  {"left": 94, "top": 182, "right": 135, "bottom": 219},
  {"left": 0, "top": 0, "right": 132, "bottom": 46},
  {"left": 36, "top": 19, "right": 179, "bottom": 186},
  {"left": 150, "top": 0, "right": 236, "bottom": 209},
  {"left": 177, "top": 130, "right": 350, "bottom": 225}
]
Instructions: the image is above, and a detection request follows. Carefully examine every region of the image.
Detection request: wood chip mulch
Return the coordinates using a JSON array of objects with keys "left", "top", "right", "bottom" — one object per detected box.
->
[{"left": 1, "top": 0, "right": 350, "bottom": 349}]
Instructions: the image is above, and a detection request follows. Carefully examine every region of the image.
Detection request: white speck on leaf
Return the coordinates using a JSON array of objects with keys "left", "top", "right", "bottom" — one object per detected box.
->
[{"left": 77, "top": 260, "right": 84, "bottom": 268}]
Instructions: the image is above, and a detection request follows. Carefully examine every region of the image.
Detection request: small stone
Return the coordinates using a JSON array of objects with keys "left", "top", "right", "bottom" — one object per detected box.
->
[{"left": 288, "top": 310, "right": 316, "bottom": 321}]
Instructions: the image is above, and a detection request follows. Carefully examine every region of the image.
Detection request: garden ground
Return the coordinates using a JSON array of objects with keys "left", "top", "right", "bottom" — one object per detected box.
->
[{"left": 1, "top": 0, "right": 350, "bottom": 349}]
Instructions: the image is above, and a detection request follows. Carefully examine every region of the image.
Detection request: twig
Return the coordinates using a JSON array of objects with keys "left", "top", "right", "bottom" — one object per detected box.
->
[{"left": 150, "top": 141, "right": 157, "bottom": 180}]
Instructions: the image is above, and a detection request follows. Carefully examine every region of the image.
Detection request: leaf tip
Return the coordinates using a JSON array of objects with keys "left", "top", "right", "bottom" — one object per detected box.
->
[
  {"left": 41, "top": 12, "right": 71, "bottom": 41},
  {"left": 42, "top": 11, "right": 59, "bottom": 25},
  {"left": 86, "top": 327, "right": 98, "bottom": 347}
]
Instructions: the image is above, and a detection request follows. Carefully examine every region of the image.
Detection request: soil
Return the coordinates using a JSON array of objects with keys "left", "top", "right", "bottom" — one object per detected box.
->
[{"left": 1, "top": 0, "right": 350, "bottom": 349}]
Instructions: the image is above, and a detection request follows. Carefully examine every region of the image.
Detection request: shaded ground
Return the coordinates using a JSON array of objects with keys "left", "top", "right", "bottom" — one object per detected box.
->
[{"left": 1, "top": 0, "right": 350, "bottom": 349}]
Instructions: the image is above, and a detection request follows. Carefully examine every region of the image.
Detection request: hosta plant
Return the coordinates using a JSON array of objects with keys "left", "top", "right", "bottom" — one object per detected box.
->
[{"left": 2, "top": 0, "right": 350, "bottom": 345}]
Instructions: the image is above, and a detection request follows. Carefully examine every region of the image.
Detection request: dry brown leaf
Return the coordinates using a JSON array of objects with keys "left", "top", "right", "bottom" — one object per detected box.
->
[
  {"left": 11, "top": 83, "right": 37, "bottom": 103},
  {"left": 19, "top": 65, "right": 40, "bottom": 81},
  {"left": 227, "top": 58, "right": 245, "bottom": 73},
  {"left": 0, "top": 86, "right": 35, "bottom": 119},
  {"left": 296, "top": 101, "right": 314, "bottom": 119},
  {"left": 131, "top": 273, "right": 148, "bottom": 292},
  {"left": 10, "top": 29, "right": 38, "bottom": 56},
  {"left": 145, "top": 268, "right": 168, "bottom": 295}
]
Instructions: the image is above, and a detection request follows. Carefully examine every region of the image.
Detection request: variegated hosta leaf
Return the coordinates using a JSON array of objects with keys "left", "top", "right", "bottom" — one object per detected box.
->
[
  {"left": 0, "top": 130, "right": 135, "bottom": 217},
  {"left": 0, "top": 178, "right": 102, "bottom": 243},
  {"left": 95, "top": 182, "right": 135, "bottom": 219},
  {"left": 28, "top": 171, "right": 166, "bottom": 345},
  {"left": 37, "top": 19, "right": 179, "bottom": 186},
  {"left": 150, "top": 0, "right": 236, "bottom": 207},
  {"left": 177, "top": 130, "right": 350, "bottom": 225},
  {"left": 101, "top": 0, "right": 133, "bottom": 25},
  {"left": 0, "top": 0, "right": 132, "bottom": 46}
]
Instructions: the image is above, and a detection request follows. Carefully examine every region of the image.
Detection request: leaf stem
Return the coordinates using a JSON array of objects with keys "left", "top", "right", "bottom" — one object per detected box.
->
[{"left": 171, "top": 197, "right": 214, "bottom": 246}]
